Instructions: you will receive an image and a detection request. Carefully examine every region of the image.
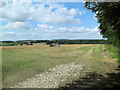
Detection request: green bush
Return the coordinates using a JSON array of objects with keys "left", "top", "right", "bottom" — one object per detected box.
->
[{"left": 104, "top": 44, "right": 118, "bottom": 59}]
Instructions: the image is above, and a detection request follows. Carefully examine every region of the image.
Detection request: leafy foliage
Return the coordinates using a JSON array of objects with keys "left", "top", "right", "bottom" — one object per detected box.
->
[
  {"left": 84, "top": 2, "right": 120, "bottom": 47},
  {"left": 84, "top": 2, "right": 120, "bottom": 61}
]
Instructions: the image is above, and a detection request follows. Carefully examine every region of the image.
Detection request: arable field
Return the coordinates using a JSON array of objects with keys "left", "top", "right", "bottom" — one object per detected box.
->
[{"left": 2, "top": 44, "right": 118, "bottom": 88}]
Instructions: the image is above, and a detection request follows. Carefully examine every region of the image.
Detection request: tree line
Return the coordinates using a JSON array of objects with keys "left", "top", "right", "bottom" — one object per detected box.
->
[
  {"left": 46, "top": 39, "right": 106, "bottom": 45},
  {"left": 0, "top": 39, "right": 106, "bottom": 46}
]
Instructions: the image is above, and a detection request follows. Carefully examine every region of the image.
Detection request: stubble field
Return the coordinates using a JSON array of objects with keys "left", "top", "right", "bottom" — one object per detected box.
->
[{"left": 2, "top": 44, "right": 118, "bottom": 88}]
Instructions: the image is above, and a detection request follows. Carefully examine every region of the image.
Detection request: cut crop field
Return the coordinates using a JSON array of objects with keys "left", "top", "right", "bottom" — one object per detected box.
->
[{"left": 2, "top": 44, "right": 118, "bottom": 88}]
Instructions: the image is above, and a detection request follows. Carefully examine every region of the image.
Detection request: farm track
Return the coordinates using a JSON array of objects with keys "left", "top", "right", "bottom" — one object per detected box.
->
[
  {"left": 82, "top": 47, "right": 94, "bottom": 60},
  {"left": 12, "top": 48, "right": 95, "bottom": 88},
  {"left": 5, "top": 45, "right": 118, "bottom": 88},
  {"left": 12, "top": 62, "right": 92, "bottom": 88}
]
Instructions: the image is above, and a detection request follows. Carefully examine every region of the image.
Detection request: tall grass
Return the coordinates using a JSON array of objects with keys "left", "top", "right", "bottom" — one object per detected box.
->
[{"left": 104, "top": 44, "right": 119, "bottom": 62}]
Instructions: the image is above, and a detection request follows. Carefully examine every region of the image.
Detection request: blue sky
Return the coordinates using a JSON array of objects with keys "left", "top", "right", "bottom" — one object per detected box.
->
[{"left": 0, "top": 1, "right": 103, "bottom": 41}]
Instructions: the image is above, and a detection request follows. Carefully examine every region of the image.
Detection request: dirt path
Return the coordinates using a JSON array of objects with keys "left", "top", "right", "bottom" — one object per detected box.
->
[
  {"left": 11, "top": 46, "right": 118, "bottom": 88},
  {"left": 11, "top": 48, "right": 95, "bottom": 88},
  {"left": 82, "top": 47, "right": 94, "bottom": 60},
  {"left": 12, "top": 62, "right": 91, "bottom": 88}
]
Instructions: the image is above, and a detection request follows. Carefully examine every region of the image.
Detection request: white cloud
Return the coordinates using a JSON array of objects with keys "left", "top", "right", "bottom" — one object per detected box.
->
[
  {"left": 1, "top": 2, "right": 32, "bottom": 22},
  {"left": 1, "top": 1, "right": 102, "bottom": 41},
  {"left": 69, "top": 8, "right": 78, "bottom": 16},
  {"left": 78, "top": 10, "right": 86, "bottom": 16},
  {"left": 37, "top": 24, "right": 99, "bottom": 34},
  {"left": 31, "top": 4, "right": 81, "bottom": 25},
  {"left": 79, "top": 11, "right": 82, "bottom": 15},
  {"left": 2, "top": 31, "right": 16, "bottom": 40},
  {"left": 2, "top": 22, "right": 32, "bottom": 30},
  {"left": 2, "top": 30, "right": 41, "bottom": 41},
  {"left": 5, "top": 32, "right": 15, "bottom": 34},
  {"left": 2, "top": 25, "right": 102, "bottom": 40},
  {"left": 37, "top": 24, "right": 50, "bottom": 29},
  {"left": 1, "top": 2, "right": 81, "bottom": 25},
  {"left": 35, "top": 24, "right": 102, "bottom": 39}
]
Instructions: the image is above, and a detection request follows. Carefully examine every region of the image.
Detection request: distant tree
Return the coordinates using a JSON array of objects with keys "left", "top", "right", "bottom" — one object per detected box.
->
[
  {"left": 46, "top": 41, "right": 52, "bottom": 45},
  {"left": 24, "top": 42, "right": 29, "bottom": 45},
  {"left": 27, "top": 43, "right": 29, "bottom": 45},
  {"left": 30, "top": 42, "right": 33, "bottom": 45},
  {"left": 20, "top": 43, "right": 23, "bottom": 46}
]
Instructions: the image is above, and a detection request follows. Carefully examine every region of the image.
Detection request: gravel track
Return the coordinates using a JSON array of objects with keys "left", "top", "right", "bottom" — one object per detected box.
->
[{"left": 12, "top": 62, "right": 91, "bottom": 88}]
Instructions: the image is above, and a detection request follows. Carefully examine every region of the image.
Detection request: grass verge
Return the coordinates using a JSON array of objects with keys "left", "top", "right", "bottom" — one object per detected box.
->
[{"left": 104, "top": 44, "right": 118, "bottom": 59}]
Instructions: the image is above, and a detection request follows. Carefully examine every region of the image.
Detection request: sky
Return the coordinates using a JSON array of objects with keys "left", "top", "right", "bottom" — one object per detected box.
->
[{"left": 0, "top": 1, "right": 103, "bottom": 41}]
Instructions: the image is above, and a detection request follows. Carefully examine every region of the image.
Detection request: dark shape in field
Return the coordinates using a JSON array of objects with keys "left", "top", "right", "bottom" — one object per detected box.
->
[{"left": 49, "top": 43, "right": 60, "bottom": 47}]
